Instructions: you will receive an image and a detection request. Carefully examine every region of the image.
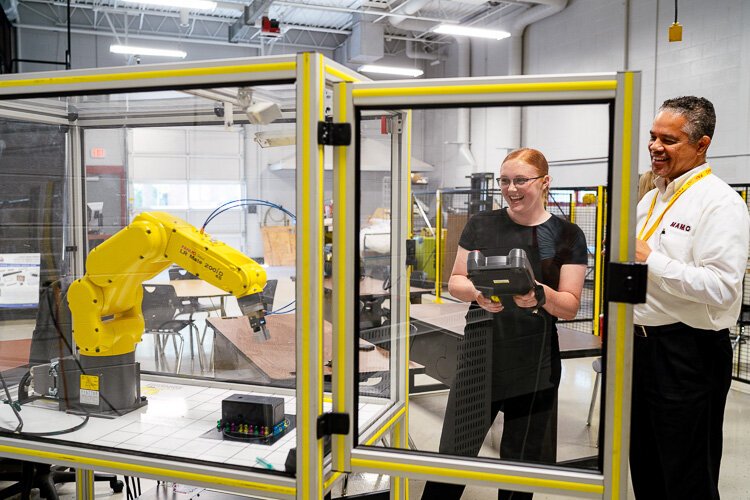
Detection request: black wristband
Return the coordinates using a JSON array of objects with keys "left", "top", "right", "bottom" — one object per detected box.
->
[{"left": 534, "top": 284, "right": 546, "bottom": 308}]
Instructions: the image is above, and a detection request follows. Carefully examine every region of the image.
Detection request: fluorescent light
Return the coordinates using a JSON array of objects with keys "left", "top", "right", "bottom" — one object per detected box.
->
[
  {"left": 121, "top": 0, "right": 217, "bottom": 9},
  {"left": 433, "top": 24, "right": 511, "bottom": 40},
  {"left": 110, "top": 44, "right": 187, "bottom": 58},
  {"left": 358, "top": 65, "right": 423, "bottom": 78}
]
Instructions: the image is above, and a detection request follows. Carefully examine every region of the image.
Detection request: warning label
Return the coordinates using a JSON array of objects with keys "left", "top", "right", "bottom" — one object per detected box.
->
[
  {"left": 80, "top": 375, "right": 100, "bottom": 405},
  {"left": 80, "top": 375, "right": 99, "bottom": 391}
]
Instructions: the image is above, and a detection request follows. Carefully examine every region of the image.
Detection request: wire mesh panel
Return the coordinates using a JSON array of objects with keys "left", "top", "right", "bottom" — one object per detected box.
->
[
  {"left": 551, "top": 188, "right": 601, "bottom": 334},
  {"left": 731, "top": 184, "right": 750, "bottom": 383},
  {"left": 417, "top": 186, "right": 605, "bottom": 335}
]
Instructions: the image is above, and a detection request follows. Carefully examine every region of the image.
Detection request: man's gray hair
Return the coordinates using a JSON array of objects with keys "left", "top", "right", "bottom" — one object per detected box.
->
[{"left": 659, "top": 96, "right": 716, "bottom": 142}]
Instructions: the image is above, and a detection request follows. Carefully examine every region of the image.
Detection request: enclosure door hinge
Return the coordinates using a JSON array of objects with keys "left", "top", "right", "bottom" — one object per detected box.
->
[
  {"left": 317, "top": 412, "right": 350, "bottom": 438},
  {"left": 317, "top": 121, "right": 352, "bottom": 146},
  {"left": 607, "top": 262, "right": 648, "bottom": 304}
]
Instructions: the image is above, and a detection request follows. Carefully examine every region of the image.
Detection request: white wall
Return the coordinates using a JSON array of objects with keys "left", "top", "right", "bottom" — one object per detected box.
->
[
  {"left": 522, "top": 0, "right": 750, "bottom": 185},
  {"left": 423, "top": 0, "right": 750, "bottom": 189}
]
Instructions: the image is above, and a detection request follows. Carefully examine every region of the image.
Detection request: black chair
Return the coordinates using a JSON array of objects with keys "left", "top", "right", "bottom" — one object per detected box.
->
[
  {"left": 0, "top": 281, "right": 123, "bottom": 500},
  {"left": 141, "top": 284, "right": 198, "bottom": 374},
  {"left": 0, "top": 463, "right": 123, "bottom": 500},
  {"left": 733, "top": 303, "right": 750, "bottom": 351},
  {"left": 585, "top": 357, "right": 603, "bottom": 448},
  {"left": 169, "top": 266, "right": 224, "bottom": 362}
]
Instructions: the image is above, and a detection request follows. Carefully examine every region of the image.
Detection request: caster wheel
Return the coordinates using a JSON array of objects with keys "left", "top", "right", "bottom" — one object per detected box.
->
[{"left": 112, "top": 480, "right": 125, "bottom": 493}]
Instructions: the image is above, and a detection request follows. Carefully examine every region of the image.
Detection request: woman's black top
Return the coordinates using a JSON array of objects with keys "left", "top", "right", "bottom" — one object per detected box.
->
[{"left": 458, "top": 208, "right": 588, "bottom": 400}]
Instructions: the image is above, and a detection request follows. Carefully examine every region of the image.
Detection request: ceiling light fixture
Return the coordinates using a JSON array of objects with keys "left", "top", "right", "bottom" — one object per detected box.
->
[
  {"left": 433, "top": 24, "right": 511, "bottom": 40},
  {"left": 121, "top": 0, "right": 217, "bottom": 10},
  {"left": 110, "top": 44, "right": 187, "bottom": 58},
  {"left": 358, "top": 65, "right": 423, "bottom": 78}
]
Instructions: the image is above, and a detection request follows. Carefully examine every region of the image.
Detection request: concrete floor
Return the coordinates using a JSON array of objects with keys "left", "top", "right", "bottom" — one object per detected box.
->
[{"left": 3, "top": 300, "right": 750, "bottom": 499}]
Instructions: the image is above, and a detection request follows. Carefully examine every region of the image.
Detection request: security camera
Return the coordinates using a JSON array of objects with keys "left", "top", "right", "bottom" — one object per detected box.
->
[
  {"left": 237, "top": 87, "right": 282, "bottom": 125},
  {"left": 245, "top": 100, "right": 282, "bottom": 125},
  {"left": 214, "top": 102, "right": 225, "bottom": 118}
]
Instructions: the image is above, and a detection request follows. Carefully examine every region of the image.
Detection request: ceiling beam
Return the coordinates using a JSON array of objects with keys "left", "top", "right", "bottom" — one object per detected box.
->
[
  {"left": 271, "top": 1, "right": 454, "bottom": 24},
  {"left": 15, "top": 23, "right": 337, "bottom": 53},
  {"left": 229, "top": 0, "right": 273, "bottom": 43}
]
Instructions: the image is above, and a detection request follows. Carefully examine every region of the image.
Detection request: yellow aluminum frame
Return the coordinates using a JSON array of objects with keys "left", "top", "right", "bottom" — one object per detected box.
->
[
  {"left": 0, "top": 53, "right": 368, "bottom": 500},
  {"left": 331, "top": 72, "right": 641, "bottom": 500}
]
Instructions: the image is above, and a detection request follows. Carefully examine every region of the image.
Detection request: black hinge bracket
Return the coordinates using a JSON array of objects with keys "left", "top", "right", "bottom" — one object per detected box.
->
[
  {"left": 406, "top": 238, "right": 417, "bottom": 267},
  {"left": 606, "top": 262, "right": 648, "bottom": 304},
  {"left": 317, "top": 122, "right": 352, "bottom": 146},
  {"left": 317, "top": 412, "right": 350, "bottom": 438}
]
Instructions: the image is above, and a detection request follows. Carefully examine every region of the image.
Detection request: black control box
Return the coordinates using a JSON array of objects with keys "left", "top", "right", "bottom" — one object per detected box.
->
[
  {"left": 221, "top": 394, "right": 284, "bottom": 428},
  {"left": 466, "top": 248, "right": 536, "bottom": 297}
]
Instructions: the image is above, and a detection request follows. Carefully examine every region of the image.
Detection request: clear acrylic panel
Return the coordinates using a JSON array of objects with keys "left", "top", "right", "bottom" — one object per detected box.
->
[
  {"left": 356, "top": 104, "right": 610, "bottom": 482},
  {"left": 0, "top": 83, "right": 304, "bottom": 475}
]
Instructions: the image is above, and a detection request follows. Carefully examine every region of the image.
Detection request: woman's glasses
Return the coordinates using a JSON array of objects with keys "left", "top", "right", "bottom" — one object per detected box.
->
[{"left": 496, "top": 175, "right": 544, "bottom": 188}]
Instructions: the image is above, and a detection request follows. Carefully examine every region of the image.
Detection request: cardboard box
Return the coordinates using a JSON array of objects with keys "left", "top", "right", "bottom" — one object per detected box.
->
[{"left": 261, "top": 225, "right": 295, "bottom": 266}]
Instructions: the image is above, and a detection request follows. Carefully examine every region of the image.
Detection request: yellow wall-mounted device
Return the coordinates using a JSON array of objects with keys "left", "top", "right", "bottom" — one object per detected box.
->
[{"left": 668, "top": 22, "right": 683, "bottom": 42}]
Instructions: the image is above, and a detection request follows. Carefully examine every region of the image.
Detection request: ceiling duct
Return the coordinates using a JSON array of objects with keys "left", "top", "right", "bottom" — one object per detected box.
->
[
  {"left": 348, "top": 20, "right": 384, "bottom": 64},
  {"left": 506, "top": 0, "right": 568, "bottom": 73},
  {"left": 502, "top": 0, "right": 568, "bottom": 148}
]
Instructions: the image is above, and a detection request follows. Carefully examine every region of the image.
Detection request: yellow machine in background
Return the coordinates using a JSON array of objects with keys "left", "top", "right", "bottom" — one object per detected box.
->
[{"left": 34, "top": 212, "right": 267, "bottom": 416}]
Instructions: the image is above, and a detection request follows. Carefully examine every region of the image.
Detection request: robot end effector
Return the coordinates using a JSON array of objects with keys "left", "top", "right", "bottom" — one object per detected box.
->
[{"left": 238, "top": 293, "right": 271, "bottom": 341}]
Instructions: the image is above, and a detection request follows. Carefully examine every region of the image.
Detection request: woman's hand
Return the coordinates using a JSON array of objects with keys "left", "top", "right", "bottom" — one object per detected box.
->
[
  {"left": 475, "top": 289, "right": 503, "bottom": 313},
  {"left": 513, "top": 287, "right": 539, "bottom": 309}
]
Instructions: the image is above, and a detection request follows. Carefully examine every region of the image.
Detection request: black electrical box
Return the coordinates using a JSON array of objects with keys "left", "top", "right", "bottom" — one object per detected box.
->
[{"left": 221, "top": 394, "right": 284, "bottom": 429}]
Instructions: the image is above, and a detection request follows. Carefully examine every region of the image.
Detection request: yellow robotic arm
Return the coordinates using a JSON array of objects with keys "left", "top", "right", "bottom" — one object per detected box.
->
[{"left": 68, "top": 211, "right": 266, "bottom": 357}]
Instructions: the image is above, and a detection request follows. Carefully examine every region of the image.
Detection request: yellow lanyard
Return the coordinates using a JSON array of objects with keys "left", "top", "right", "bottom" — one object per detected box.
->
[{"left": 637, "top": 167, "right": 711, "bottom": 241}]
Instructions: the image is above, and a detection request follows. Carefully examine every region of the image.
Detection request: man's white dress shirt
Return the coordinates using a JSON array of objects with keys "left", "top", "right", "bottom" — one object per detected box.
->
[{"left": 634, "top": 164, "right": 750, "bottom": 330}]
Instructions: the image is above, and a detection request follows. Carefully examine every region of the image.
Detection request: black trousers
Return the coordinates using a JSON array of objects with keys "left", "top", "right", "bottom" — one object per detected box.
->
[
  {"left": 630, "top": 323, "right": 732, "bottom": 500},
  {"left": 420, "top": 388, "right": 558, "bottom": 500}
]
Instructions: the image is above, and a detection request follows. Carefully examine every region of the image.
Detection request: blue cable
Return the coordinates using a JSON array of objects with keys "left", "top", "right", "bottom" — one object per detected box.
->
[
  {"left": 204, "top": 198, "right": 285, "bottom": 226},
  {"left": 267, "top": 300, "right": 296, "bottom": 315},
  {"left": 268, "top": 309, "right": 296, "bottom": 315},
  {"left": 202, "top": 199, "right": 298, "bottom": 315},
  {"left": 202, "top": 198, "right": 296, "bottom": 230},
  {"left": 204, "top": 201, "right": 290, "bottom": 228}
]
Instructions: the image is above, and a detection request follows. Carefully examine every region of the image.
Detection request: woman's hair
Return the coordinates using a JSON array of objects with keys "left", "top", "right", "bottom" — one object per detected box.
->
[
  {"left": 638, "top": 171, "right": 656, "bottom": 201},
  {"left": 502, "top": 147, "right": 550, "bottom": 202}
]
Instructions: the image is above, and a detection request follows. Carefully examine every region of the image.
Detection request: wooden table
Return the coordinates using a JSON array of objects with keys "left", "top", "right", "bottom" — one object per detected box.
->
[
  {"left": 408, "top": 301, "right": 602, "bottom": 389},
  {"left": 322, "top": 276, "right": 434, "bottom": 327},
  {"left": 323, "top": 276, "right": 433, "bottom": 300},
  {"left": 145, "top": 279, "right": 231, "bottom": 315},
  {"left": 0, "top": 339, "right": 31, "bottom": 371},
  {"left": 207, "top": 314, "right": 421, "bottom": 388}
]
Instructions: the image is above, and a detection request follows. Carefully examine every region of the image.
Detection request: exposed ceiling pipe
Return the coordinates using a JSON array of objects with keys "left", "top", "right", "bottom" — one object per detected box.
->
[
  {"left": 405, "top": 40, "right": 438, "bottom": 60},
  {"left": 506, "top": 0, "right": 568, "bottom": 76},
  {"left": 503, "top": 0, "right": 568, "bottom": 149},
  {"left": 387, "top": 17, "right": 438, "bottom": 32},
  {"left": 1, "top": 0, "right": 19, "bottom": 21},
  {"left": 453, "top": 37, "right": 478, "bottom": 172},
  {"left": 389, "top": 0, "right": 433, "bottom": 27}
]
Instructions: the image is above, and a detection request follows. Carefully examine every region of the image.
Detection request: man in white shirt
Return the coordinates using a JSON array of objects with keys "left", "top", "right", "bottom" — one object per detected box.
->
[{"left": 632, "top": 96, "right": 750, "bottom": 499}]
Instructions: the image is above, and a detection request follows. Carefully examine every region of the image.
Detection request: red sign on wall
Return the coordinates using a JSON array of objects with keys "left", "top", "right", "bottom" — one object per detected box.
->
[{"left": 90, "top": 147, "right": 106, "bottom": 159}]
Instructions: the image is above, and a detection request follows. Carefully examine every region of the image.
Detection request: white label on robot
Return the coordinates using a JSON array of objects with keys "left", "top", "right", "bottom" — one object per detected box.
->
[{"left": 80, "top": 389, "right": 100, "bottom": 405}]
